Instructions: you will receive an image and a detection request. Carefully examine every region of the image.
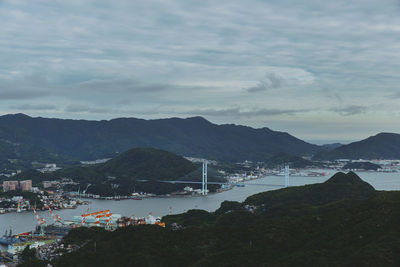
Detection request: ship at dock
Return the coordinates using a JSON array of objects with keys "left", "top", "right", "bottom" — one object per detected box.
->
[
  {"left": 32, "top": 207, "right": 165, "bottom": 238},
  {"left": 3, "top": 207, "right": 166, "bottom": 261},
  {"left": 0, "top": 228, "right": 27, "bottom": 246}
]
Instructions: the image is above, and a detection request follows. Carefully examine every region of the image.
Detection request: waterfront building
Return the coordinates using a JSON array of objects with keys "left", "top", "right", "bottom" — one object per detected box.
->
[
  {"left": 20, "top": 180, "right": 32, "bottom": 191},
  {"left": 2, "top": 181, "right": 19, "bottom": 192},
  {"left": 43, "top": 181, "right": 55, "bottom": 188}
]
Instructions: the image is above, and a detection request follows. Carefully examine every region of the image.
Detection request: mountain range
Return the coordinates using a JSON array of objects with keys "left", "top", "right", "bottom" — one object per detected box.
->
[
  {"left": 0, "top": 114, "right": 399, "bottom": 170},
  {"left": 314, "top": 133, "right": 400, "bottom": 160},
  {"left": 0, "top": 113, "right": 319, "bottom": 165}
]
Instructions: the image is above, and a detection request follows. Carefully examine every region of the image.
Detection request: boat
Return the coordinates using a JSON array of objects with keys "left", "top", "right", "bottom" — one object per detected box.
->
[
  {"left": 33, "top": 224, "right": 71, "bottom": 238},
  {"left": 0, "top": 229, "right": 25, "bottom": 246}
]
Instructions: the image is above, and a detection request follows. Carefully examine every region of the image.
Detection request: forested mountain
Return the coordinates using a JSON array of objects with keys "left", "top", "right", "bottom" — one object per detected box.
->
[
  {"left": 314, "top": 133, "right": 400, "bottom": 160},
  {"left": 0, "top": 113, "right": 320, "bottom": 163}
]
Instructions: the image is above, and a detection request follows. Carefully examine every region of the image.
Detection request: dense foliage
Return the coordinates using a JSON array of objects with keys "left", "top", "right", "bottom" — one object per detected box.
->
[
  {"left": 35, "top": 172, "right": 400, "bottom": 266},
  {"left": 0, "top": 113, "right": 320, "bottom": 163},
  {"left": 95, "top": 148, "right": 198, "bottom": 181}
]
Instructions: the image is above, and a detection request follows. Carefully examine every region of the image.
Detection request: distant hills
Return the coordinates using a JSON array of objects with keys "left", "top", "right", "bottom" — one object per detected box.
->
[
  {"left": 1, "top": 114, "right": 399, "bottom": 171},
  {"left": 0, "top": 113, "right": 320, "bottom": 165},
  {"left": 314, "top": 133, "right": 400, "bottom": 160},
  {"left": 320, "top": 143, "right": 343, "bottom": 151}
]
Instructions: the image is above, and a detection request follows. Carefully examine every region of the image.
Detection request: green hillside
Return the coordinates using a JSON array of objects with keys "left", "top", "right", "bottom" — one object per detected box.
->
[
  {"left": 49, "top": 148, "right": 223, "bottom": 195},
  {"left": 33, "top": 172, "right": 400, "bottom": 267},
  {"left": 96, "top": 147, "right": 197, "bottom": 181}
]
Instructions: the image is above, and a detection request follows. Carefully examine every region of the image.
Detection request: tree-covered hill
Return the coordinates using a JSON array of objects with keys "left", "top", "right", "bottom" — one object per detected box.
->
[
  {"left": 95, "top": 147, "right": 197, "bottom": 181},
  {"left": 0, "top": 113, "right": 320, "bottom": 163},
  {"left": 10, "top": 148, "right": 224, "bottom": 195},
  {"left": 34, "top": 172, "right": 400, "bottom": 267},
  {"left": 314, "top": 133, "right": 400, "bottom": 160},
  {"left": 243, "top": 171, "right": 375, "bottom": 211}
]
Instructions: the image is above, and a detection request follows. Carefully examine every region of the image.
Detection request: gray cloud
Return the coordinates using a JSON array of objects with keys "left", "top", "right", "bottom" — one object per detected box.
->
[
  {"left": 65, "top": 104, "right": 116, "bottom": 114},
  {"left": 330, "top": 105, "right": 368, "bottom": 116},
  {"left": 183, "top": 107, "right": 307, "bottom": 118},
  {"left": 74, "top": 79, "right": 170, "bottom": 94},
  {"left": 0, "top": 90, "right": 49, "bottom": 101},
  {"left": 9, "top": 104, "right": 57, "bottom": 111},
  {"left": 246, "top": 72, "right": 285, "bottom": 93},
  {"left": 392, "top": 92, "right": 400, "bottom": 98},
  {"left": 321, "top": 87, "right": 343, "bottom": 103}
]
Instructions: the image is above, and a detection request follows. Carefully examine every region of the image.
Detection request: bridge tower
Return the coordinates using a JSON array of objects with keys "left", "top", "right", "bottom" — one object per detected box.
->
[
  {"left": 202, "top": 161, "right": 208, "bottom": 195},
  {"left": 284, "top": 165, "right": 290, "bottom": 187}
]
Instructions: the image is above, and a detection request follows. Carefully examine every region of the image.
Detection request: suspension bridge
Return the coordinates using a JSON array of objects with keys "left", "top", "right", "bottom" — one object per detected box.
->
[{"left": 160, "top": 162, "right": 291, "bottom": 195}]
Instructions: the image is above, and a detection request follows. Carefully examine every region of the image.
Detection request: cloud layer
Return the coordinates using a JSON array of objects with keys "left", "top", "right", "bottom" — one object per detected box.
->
[{"left": 0, "top": 0, "right": 399, "bottom": 142}]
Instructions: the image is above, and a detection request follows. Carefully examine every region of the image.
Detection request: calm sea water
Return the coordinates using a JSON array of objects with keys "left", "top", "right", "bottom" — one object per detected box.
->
[{"left": 0, "top": 170, "right": 399, "bottom": 251}]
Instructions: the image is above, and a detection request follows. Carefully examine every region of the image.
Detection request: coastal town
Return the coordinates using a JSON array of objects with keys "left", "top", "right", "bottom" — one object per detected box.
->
[
  {"left": 1, "top": 158, "right": 399, "bottom": 215},
  {"left": 1, "top": 157, "right": 399, "bottom": 265},
  {"left": 0, "top": 179, "right": 83, "bottom": 215}
]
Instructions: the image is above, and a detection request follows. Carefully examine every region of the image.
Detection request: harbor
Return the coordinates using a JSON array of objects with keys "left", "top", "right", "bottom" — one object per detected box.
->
[
  {"left": 2, "top": 170, "right": 399, "bottom": 245},
  {"left": 0, "top": 207, "right": 166, "bottom": 264}
]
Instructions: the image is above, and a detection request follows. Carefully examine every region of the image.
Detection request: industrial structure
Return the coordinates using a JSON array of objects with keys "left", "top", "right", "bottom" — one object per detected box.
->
[
  {"left": 284, "top": 165, "right": 290, "bottom": 187},
  {"left": 202, "top": 161, "right": 208, "bottom": 195}
]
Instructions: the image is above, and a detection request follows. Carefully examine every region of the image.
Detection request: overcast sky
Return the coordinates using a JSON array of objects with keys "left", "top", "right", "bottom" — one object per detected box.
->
[{"left": 0, "top": 0, "right": 400, "bottom": 144}]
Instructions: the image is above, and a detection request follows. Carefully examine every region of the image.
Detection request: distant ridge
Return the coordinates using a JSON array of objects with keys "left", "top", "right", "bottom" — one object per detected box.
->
[
  {"left": 321, "top": 143, "right": 343, "bottom": 151},
  {"left": 314, "top": 133, "right": 400, "bottom": 160},
  {"left": 0, "top": 113, "right": 320, "bottom": 163}
]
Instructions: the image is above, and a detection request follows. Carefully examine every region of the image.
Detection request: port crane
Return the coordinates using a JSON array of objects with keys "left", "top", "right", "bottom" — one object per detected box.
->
[
  {"left": 49, "top": 207, "right": 64, "bottom": 225},
  {"left": 80, "top": 210, "right": 111, "bottom": 226},
  {"left": 82, "top": 184, "right": 91, "bottom": 195},
  {"left": 33, "top": 207, "right": 47, "bottom": 236},
  {"left": 16, "top": 199, "right": 22, "bottom": 213}
]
